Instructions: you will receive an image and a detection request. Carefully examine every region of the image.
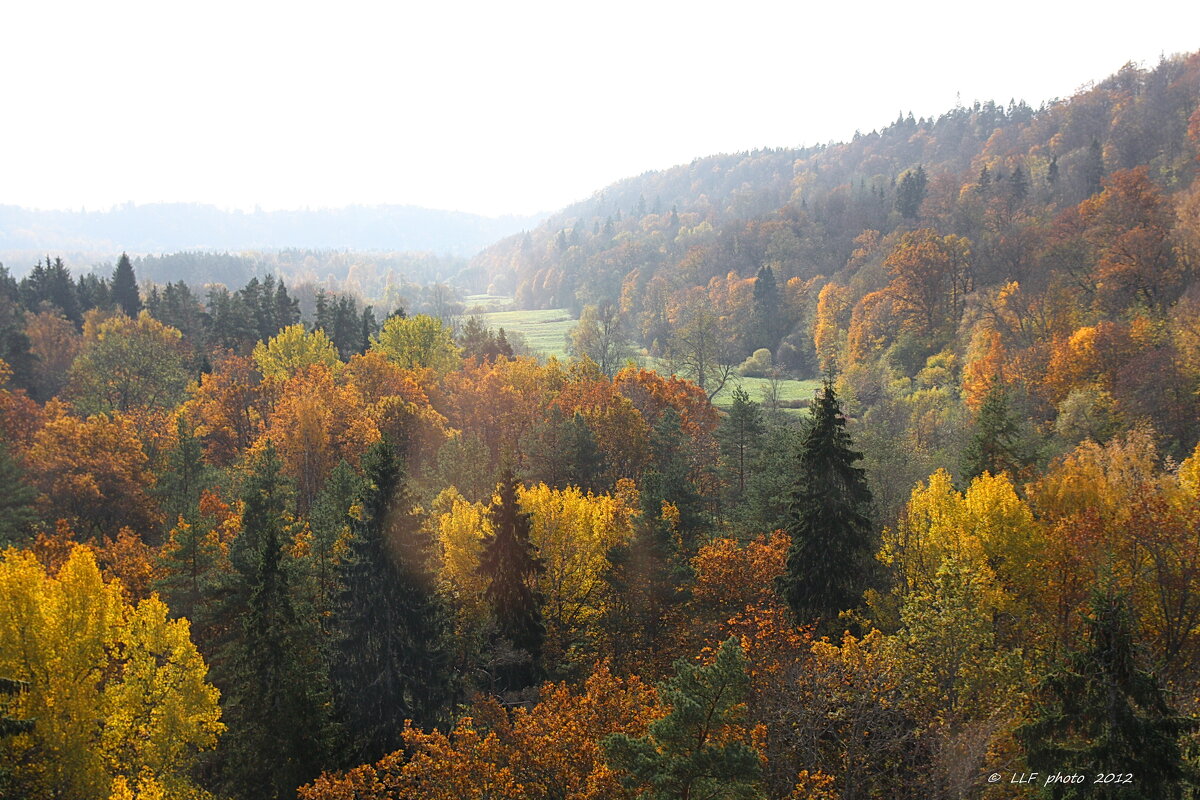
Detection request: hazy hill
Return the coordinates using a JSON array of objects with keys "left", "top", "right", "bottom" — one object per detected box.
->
[
  {"left": 0, "top": 202, "right": 544, "bottom": 266},
  {"left": 467, "top": 53, "right": 1200, "bottom": 312}
]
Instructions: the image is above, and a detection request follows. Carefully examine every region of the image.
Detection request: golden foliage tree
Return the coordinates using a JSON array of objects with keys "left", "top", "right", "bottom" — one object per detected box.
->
[{"left": 0, "top": 546, "right": 222, "bottom": 800}]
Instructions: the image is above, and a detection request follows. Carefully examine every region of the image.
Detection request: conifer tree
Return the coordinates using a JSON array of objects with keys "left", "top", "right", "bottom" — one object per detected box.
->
[
  {"left": 0, "top": 441, "right": 37, "bottom": 544},
  {"left": 111, "top": 253, "right": 141, "bottom": 317},
  {"left": 777, "top": 381, "right": 875, "bottom": 627},
  {"left": 1018, "top": 590, "right": 1197, "bottom": 799},
  {"left": 961, "top": 383, "right": 1024, "bottom": 482},
  {"left": 333, "top": 440, "right": 450, "bottom": 763},
  {"left": 752, "top": 264, "right": 782, "bottom": 350},
  {"left": 603, "top": 637, "right": 762, "bottom": 800},
  {"left": 718, "top": 386, "right": 765, "bottom": 503},
  {"left": 479, "top": 469, "right": 545, "bottom": 692},
  {"left": 220, "top": 442, "right": 332, "bottom": 800}
]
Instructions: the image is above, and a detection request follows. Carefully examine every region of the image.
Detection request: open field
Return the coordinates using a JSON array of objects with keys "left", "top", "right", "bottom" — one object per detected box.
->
[
  {"left": 711, "top": 375, "right": 821, "bottom": 411},
  {"left": 472, "top": 303, "right": 820, "bottom": 412},
  {"left": 475, "top": 307, "right": 577, "bottom": 359}
]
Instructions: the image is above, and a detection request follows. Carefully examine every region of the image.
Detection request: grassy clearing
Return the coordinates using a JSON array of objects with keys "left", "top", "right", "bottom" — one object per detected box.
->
[
  {"left": 475, "top": 307, "right": 577, "bottom": 359},
  {"left": 472, "top": 301, "right": 820, "bottom": 411},
  {"left": 712, "top": 375, "right": 821, "bottom": 410}
]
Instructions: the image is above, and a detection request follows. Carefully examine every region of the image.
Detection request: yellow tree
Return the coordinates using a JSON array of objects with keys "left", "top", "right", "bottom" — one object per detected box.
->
[
  {"left": 0, "top": 546, "right": 222, "bottom": 800},
  {"left": 370, "top": 314, "right": 462, "bottom": 373},
  {"left": 252, "top": 323, "right": 342, "bottom": 380},
  {"left": 518, "top": 482, "right": 636, "bottom": 661}
]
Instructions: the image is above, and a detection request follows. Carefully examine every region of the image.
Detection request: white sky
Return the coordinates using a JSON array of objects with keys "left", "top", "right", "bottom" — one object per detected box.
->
[{"left": 1, "top": 1, "right": 1196, "bottom": 217}]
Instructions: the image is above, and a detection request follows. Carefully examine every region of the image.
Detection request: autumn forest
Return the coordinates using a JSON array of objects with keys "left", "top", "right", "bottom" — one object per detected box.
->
[{"left": 4, "top": 52, "right": 1200, "bottom": 800}]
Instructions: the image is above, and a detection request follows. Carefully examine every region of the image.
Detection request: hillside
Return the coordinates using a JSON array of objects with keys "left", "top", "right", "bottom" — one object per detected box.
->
[{"left": 468, "top": 53, "right": 1200, "bottom": 334}]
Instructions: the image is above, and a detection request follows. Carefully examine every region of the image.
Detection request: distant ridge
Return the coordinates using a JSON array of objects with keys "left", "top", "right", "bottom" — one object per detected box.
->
[{"left": 0, "top": 202, "right": 545, "bottom": 262}]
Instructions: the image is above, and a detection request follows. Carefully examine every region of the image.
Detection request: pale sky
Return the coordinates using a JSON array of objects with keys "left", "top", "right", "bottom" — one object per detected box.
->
[{"left": 2, "top": 0, "right": 1196, "bottom": 217}]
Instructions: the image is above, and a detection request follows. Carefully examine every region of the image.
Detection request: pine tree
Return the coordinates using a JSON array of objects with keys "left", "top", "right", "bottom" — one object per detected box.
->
[
  {"left": 111, "top": 253, "right": 142, "bottom": 317},
  {"left": 0, "top": 441, "right": 37, "bottom": 544},
  {"left": 777, "top": 381, "right": 876, "bottom": 626},
  {"left": 479, "top": 470, "right": 545, "bottom": 692},
  {"left": 961, "top": 383, "right": 1024, "bottom": 481},
  {"left": 1018, "top": 590, "right": 1197, "bottom": 799},
  {"left": 333, "top": 440, "right": 450, "bottom": 763},
  {"left": 603, "top": 637, "right": 762, "bottom": 800}
]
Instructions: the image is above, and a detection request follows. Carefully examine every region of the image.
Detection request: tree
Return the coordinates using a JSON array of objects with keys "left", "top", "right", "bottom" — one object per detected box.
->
[
  {"left": 0, "top": 546, "right": 222, "bottom": 800},
  {"left": 370, "top": 313, "right": 461, "bottom": 372},
  {"left": 333, "top": 440, "right": 450, "bottom": 763},
  {"left": 717, "top": 386, "right": 765, "bottom": 504},
  {"left": 253, "top": 323, "right": 341, "bottom": 380},
  {"left": 666, "top": 296, "right": 738, "bottom": 401},
  {"left": 602, "top": 637, "right": 763, "bottom": 800},
  {"left": 961, "top": 383, "right": 1025, "bottom": 481},
  {"left": 0, "top": 440, "right": 37, "bottom": 544},
  {"left": 884, "top": 228, "right": 972, "bottom": 341},
  {"left": 1017, "top": 590, "right": 1197, "bottom": 799},
  {"left": 751, "top": 265, "right": 782, "bottom": 352},
  {"left": 777, "top": 381, "right": 876, "bottom": 627},
  {"left": 896, "top": 165, "right": 927, "bottom": 219},
  {"left": 111, "top": 253, "right": 142, "bottom": 318},
  {"left": 219, "top": 442, "right": 333, "bottom": 800},
  {"left": 479, "top": 470, "right": 546, "bottom": 692},
  {"left": 66, "top": 311, "right": 188, "bottom": 415},
  {"left": 569, "top": 301, "right": 632, "bottom": 377}
]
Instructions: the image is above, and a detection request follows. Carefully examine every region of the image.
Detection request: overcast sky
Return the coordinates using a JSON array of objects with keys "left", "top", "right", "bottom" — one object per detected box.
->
[{"left": 2, "top": 1, "right": 1196, "bottom": 217}]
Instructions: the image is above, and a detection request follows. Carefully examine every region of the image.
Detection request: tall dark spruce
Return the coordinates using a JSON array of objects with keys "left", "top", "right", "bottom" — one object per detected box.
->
[
  {"left": 111, "top": 252, "right": 142, "bottom": 317},
  {"left": 479, "top": 470, "right": 545, "bottom": 692},
  {"left": 333, "top": 439, "right": 450, "bottom": 764},
  {"left": 776, "top": 380, "right": 876, "bottom": 627},
  {"left": 1018, "top": 589, "right": 1197, "bottom": 799},
  {"left": 220, "top": 442, "right": 331, "bottom": 800}
]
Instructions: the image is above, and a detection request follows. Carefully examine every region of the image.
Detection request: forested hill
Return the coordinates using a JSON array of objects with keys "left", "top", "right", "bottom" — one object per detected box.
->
[
  {"left": 467, "top": 53, "right": 1200, "bottom": 318},
  {"left": 0, "top": 202, "right": 543, "bottom": 260}
]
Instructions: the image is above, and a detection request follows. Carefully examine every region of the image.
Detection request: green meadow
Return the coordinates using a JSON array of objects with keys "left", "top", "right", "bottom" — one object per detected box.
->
[{"left": 469, "top": 300, "right": 819, "bottom": 412}]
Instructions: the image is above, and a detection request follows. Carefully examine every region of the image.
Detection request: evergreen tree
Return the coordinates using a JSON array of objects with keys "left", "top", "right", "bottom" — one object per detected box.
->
[
  {"left": 896, "top": 165, "right": 928, "bottom": 219},
  {"left": 110, "top": 253, "right": 142, "bottom": 317},
  {"left": 717, "top": 386, "right": 765, "bottom": 504},
  {"left": 0, "top": 441, "right": 38, "bottom": 544},
  {"left": 777, "top": 381, "right": 876, "bottom": 627},
  {"left": 1018, "top": 590, "right": 1197, "bottom": 799},
  {"left": 156, "top": 416, "right": 210, "bottom": 534},
  {"left": 643, "top": 408, "right": 706, "bottom": 545},
  {"left": 1084, "top": 137, "right": 1105, "bottom": 197},
  {"left": 479, "top": 470, "right": 545, "bottom": 692},
  {"left": 563, "top": 411, "right": 605, "bottom": 492},
  {"left": 603, "top": 637, "right": 762, "bottom": 800},
  {"left": 219, "top": 443, "right": 333, "bottom": 800},
  {"left": 333, "top": 440, "right": 450, "bottom": 763},
  {"left": 961, "top": 383, "right": 1024, "bottom": 482},
  {"left": 752, "top": 265, "right": 782, "bottom": 350}
]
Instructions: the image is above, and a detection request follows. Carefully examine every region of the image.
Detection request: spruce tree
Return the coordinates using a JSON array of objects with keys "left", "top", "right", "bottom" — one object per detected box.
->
[
  {"left": 752, "top": 265, "right": 782, "bottom": 350},
  {"left": 333, "top": 440, "right": 450, "bottom": 763},
  {"left": 0, "top": 441, "right": 37, "bottom": 544},
  {"left": 479, "top": 470, "right": 545, "bottom": 692},
  {"left": 961, "top": 383, "right": 1024, "bottom": 482},
  {"left": 111, "top": 253, "right": 142, "bottom": 317},
  {"left": 1018, "top": 590, "right": 1197, "bottom": 799},
  {"left": 219, "top": 443, "right": 332, "bottom": 800},
  {"left": 603, "top": 637, "right": 762, "bottom": 800},
  {"left": 717, "top": 386, "right": 765, "bottom": 503},
  {"left": 777, "top": 381, "right": 875, "bottom": 627}
]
